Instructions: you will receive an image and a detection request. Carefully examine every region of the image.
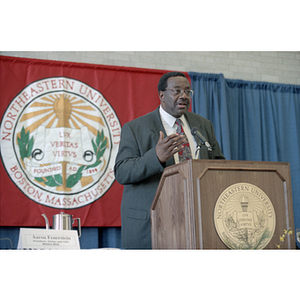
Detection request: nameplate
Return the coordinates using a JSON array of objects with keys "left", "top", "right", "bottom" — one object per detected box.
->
[{"left": 17, "top": 228, "right": 80, "bottom": 250}]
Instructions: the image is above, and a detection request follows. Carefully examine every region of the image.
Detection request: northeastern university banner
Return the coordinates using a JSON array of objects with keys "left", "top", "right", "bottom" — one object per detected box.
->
[{"left": 0, "top": 56, "right": 179, "bottom": 227}]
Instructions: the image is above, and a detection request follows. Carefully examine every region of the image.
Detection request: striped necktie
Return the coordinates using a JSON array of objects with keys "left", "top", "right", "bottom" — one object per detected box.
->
[{"left": 175, "top": 118, "right": 192, "bottom": 162}]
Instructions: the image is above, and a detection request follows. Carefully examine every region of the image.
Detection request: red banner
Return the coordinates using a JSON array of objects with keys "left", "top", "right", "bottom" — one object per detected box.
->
[{"left": 0, "top": 56, "right": 169, "bottom": 227}]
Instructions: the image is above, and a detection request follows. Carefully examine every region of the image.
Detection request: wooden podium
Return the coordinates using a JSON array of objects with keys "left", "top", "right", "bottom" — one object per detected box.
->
[{"left": 151, "top": 160, "right": 295, "bottom": 249}]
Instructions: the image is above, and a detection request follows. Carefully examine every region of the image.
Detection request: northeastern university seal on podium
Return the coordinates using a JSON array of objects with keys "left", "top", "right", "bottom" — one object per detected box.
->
[{"left": 214, "top": 183, "right": 276, "bottom": 249}]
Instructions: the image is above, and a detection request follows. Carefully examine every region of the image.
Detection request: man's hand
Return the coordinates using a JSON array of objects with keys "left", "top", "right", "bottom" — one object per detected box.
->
[{"left": 155, "top": 131, "right": 186, "bottom": 163}]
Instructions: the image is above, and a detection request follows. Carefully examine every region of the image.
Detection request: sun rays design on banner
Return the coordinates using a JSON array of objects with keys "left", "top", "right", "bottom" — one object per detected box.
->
[
  {"left": 15, "top": 92, "right": 110, "bottom": 194},
  {"left": 19, "top": 93, "right": 105, "bottom": 135}
]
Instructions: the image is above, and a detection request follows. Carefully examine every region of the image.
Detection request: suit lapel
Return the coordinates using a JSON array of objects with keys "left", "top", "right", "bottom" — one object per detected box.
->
[
  {"left": 149, "top": 108, "right": 165, "bottom": 140},
  {"left": 185, "top": 111, "right": 202, "bottom": 132}
]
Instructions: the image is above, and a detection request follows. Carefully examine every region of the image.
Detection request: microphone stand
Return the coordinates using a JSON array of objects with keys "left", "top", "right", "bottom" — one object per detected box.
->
[
  {"left": 192, "top": 128, "right": 212, "bottom": 159},
  {"left": 195, "top": 145, "right": 201, "bottom": 159},
  {"left": 195, "top": 141, "right": 213, "bottom": 159},
  {"left": 195, "top": 143, "right": 207, "bottom": 159}
]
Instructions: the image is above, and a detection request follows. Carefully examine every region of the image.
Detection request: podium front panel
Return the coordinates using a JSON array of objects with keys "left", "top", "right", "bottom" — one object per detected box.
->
[{"left": 151, "top": 160, "right": 295, "bottom": 249}]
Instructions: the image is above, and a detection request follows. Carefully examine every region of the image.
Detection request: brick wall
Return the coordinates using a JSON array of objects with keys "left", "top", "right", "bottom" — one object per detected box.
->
[{"left": 1, "top": 51, "right": 300, "bottom": 85}]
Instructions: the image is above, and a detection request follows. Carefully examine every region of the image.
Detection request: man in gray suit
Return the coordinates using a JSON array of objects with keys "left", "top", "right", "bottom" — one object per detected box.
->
[{"left": 114, "top": 72, "right": 225, "bottom": 249}]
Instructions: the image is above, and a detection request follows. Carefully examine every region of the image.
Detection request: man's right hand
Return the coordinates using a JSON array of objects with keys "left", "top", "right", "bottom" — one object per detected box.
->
[{"left": 155, "top": 131, "right": 186, "bottom": 163}]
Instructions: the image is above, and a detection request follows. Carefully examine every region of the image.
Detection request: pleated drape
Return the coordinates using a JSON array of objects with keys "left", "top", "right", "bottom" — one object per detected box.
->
[{"left": 189, "top": 72, "right": 300, "bottom": 247}]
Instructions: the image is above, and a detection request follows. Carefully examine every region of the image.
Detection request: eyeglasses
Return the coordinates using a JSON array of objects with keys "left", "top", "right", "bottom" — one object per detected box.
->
[{"left": 164, "top": 88, "right": 194, "bottom": 98}]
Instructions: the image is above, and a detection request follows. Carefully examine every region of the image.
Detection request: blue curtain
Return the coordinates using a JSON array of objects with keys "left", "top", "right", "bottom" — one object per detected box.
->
[{"left": 189, "top": 72, "right": 300, "bottom": 247}]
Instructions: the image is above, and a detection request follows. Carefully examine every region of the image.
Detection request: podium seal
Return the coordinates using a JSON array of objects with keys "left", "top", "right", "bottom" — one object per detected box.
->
[{"left": 214, "top": 183, "right": 276, "bottom": 249}]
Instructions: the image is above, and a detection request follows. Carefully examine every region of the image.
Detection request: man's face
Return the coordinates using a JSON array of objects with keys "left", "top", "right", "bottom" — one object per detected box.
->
[{"left": 159, "top": 76, "right": 191, "bottom": 118}]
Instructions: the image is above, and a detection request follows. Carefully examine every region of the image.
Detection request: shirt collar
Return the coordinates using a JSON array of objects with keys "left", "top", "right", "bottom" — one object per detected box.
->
[{"left": 159, "top": 106, "right": 184, "bottom": 128}]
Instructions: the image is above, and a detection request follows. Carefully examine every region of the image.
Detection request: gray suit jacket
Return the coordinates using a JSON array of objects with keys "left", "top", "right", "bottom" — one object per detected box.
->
[{"left": 114, "top": 107, "right": 225, "bottom": 249}]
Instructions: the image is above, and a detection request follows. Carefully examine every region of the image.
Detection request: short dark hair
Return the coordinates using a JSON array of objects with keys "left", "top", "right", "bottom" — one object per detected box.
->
[{"left": 157, "top": 72, "right": 188, "bottom": 92}]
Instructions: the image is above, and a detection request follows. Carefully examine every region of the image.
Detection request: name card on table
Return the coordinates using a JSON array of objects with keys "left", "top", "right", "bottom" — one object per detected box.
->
[{"left": 17, "top": 228, "right": 80, "bottom": 250}]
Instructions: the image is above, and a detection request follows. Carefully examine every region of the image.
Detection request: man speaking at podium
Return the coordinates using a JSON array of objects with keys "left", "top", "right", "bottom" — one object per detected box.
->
[{"left": 114, "top": 72, "right": 225, "bottom": 249}]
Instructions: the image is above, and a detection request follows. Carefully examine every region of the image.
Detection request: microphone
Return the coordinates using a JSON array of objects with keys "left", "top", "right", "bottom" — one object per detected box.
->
[{"left": 191, "top": 127, "right": 212, "bottom": 151}]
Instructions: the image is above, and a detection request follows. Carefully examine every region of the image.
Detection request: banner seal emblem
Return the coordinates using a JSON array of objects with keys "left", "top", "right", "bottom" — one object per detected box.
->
[{"left": 0, "top": 77, "right": 121, "bottom": 209}]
